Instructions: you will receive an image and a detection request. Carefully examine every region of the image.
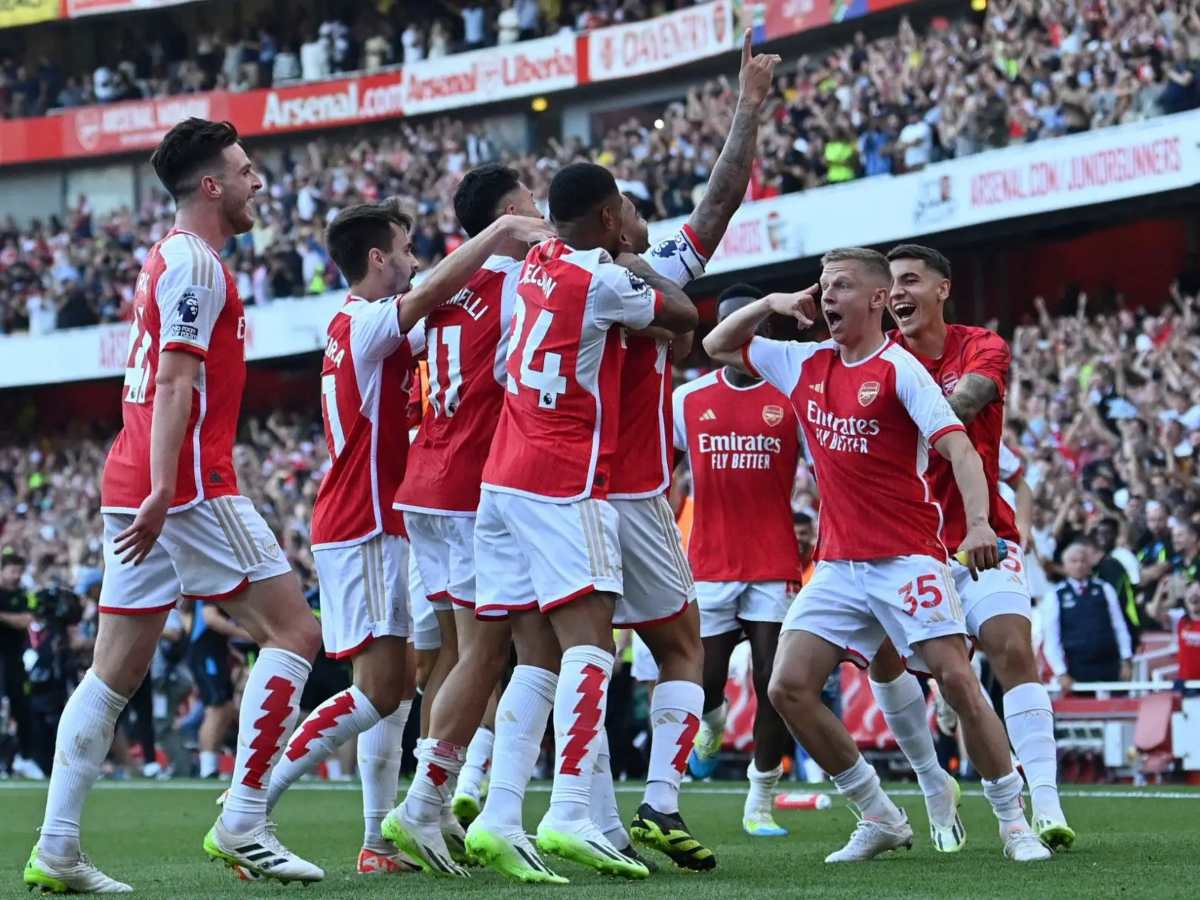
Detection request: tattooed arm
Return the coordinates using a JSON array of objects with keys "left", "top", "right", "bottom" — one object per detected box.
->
[
  {"left": 686, "top": 29, "right": 781, "bottom": 254},
  {"left": 947, "top": 373, "right": 999, "bottom": 425}
]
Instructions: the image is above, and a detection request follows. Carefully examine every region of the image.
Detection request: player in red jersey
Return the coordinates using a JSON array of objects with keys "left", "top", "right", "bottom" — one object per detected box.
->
[
  {"left": 671, "top": 283, "right": 803, "bottom": 839},
  {"left": 386, "top": 165, "right": 567, "bottom": 881},
  {"left": 23, "top": 119, "right": 326, "bottom": 893},
  {"left": 704, "top": 247, "right": 1050, "bottom": 863},
  {"left": 862, "top": 243, "right": 1072, "bottom": 852},
  {"left": 471, "top": 162, "right": 697, "bottom": 879},
  {"left": 258, "top": 199, "right": 552, "bottom": 877},
  {"left": 577, "top": 34, "right": 782, "bottom": 873}
]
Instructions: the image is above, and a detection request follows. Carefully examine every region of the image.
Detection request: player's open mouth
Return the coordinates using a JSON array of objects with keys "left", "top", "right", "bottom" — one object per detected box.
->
[
  {"left": 824, "top": 310, "right": 843, "bottom": 328},
  {"left": 892, "top": 301, "right": 917, "bottom": 322}
]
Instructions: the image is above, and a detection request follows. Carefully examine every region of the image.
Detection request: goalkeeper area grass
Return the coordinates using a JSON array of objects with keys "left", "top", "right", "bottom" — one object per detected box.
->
[{"left": 3, "top": 780, "right": 1197, "bottom": 898}]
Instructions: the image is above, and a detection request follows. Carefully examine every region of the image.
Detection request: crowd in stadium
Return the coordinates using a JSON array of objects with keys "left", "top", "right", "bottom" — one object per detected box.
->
[
  {"left": 4, "top": 1, "right": 1200, "bottom": 335},
  {"left": 4, "top": 268, "right": 1200, "bottom": 779},
  {"left": 0, "top": 1, "right": 675, "bottom": 118}
]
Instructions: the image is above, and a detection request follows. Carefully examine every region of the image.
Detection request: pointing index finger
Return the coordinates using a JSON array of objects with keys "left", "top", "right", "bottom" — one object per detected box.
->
[{"left": 741, "top": 28, "right": 752, "bottom": 69}]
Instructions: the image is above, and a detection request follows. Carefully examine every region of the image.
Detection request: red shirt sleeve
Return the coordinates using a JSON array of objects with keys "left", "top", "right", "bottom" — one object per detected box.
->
[{"left": 963, "top": 331, "right": 1011, "bottom": 399}]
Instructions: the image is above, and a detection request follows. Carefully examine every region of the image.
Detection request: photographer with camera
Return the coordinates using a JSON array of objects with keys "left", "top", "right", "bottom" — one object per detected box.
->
[
  {"left": 25, "top": 582, "right": 85, "bottom": 776},
  {"left": 1, "top": 550, "right": 43, "bottom": 780}
]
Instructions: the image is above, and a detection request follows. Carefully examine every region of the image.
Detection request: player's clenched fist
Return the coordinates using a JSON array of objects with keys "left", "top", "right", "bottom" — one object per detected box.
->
[{"left": 956, "top": 522, "right": 1001, "bottom": 581}]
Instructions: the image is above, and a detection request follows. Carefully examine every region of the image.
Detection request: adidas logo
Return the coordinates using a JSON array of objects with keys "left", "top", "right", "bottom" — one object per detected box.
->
[
  {"left": 810, "top": 383, "right": 825, "bottom": 394},
  {"left": 699, "top": 409, "right": 717, "bottom": 421}
]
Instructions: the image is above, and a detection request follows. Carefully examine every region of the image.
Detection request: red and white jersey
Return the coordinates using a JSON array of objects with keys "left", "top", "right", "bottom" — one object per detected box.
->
[
  {"left": 481, "top": 238, "right": 661, "bottom": 502},
  {"left": 101, "top": 229, "right": 245, "bottom": 514},
  {"left": 891, "top": 325, "right": 1018, "bottom": 549},
  {"left": 310, "top": 294, "right": 425, "bottom": 549},
  {"left": 394, "top": 256, "right": 519, "bottom": 516},
  {"left": 610, "top": 224, "right": 709, "bottom": 499},
  {"left": 673, "top": 368, "right": 803, "bottom": 582},
  {"left": 744, "top": 336, "right": 965, "bottom": 563}
]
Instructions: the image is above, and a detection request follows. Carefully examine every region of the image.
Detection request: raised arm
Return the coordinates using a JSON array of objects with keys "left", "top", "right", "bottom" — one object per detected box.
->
[
  {"left": 616, "top": 252, "right": 698, "bottom": 334},
  {"left": 686, "top": 29, "right": 781, "bottom": 253},
  {"left": 397, "top": 214, "right": 555, "bottom": 332},
  {"left": 702, "top": 287, "right": 816, "bottom": 369}
]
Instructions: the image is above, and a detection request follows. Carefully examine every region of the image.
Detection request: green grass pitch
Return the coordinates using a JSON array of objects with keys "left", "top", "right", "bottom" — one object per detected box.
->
[{"left": 3, "top": 781, "right": 1199, "bottom": 898}]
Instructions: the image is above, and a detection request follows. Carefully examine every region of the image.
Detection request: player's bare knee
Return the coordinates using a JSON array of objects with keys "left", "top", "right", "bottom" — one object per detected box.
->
[
  {"left": 989, "top": 632, "right": 1039, "bottom": 689},
  {"left": 935, "top": 664, "right": 982, "bottom": 716},
  {"left": 284, "top": 613, "right": 322, "bottom": 661},
  {"left": 460, "top": 637, "right": 509, "bottom": 683},
  {"left": 867, "top": 649, "right": 905, "bottom": 683},
  {"left": 767, "top": 669, "right": 816, "bottom": 715}
]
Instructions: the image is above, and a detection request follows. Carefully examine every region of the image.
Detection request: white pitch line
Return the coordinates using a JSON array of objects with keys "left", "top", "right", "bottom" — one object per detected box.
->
[{"left": 0, "top": 780, "right": 1197, "bottom": 800}]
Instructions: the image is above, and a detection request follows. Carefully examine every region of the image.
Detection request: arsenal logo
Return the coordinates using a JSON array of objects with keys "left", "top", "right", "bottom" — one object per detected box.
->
[
  {"left": 858, "top": 381, "right": 880, "bottom": 407},
  {"left": 762, "top": 404, "right": 784, "bottom": 427}
]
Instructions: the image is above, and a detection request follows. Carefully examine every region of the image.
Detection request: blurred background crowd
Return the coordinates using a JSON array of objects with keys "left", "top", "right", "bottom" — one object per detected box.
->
[
  {"left": 3, "top": 1, "right": 1200, "bottom": 335},
  {"left": 3, "top": 0, "right": 1199, "bottom": 783}
]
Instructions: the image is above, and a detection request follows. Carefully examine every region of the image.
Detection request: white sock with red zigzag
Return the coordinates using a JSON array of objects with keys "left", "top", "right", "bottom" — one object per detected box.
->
[
  {"left": 221, "top": 648, "right": 310, "bottom": 834},
  {"left": 266, "top": 685, "right": 380, "bottom": 813},
  {"left": 546, "top": 646, "right": 613, "bottom": 824}
]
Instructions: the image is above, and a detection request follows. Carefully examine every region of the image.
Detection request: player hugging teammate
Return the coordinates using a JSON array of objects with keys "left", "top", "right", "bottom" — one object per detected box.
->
[{"left": 23, "top": 29, "right": 1070, "bottom": 896}]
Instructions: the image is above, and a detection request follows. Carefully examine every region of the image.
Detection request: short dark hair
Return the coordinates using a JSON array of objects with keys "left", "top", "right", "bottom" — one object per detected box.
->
[
  {"left": 718, "top": 283, "right": 764, "bottom": 304},
  {"left": 454, "top": 164, "right": 521, "bottom": 238},
  {"left": 887, "top": 244, "right": 952, "bottom": 280},
  {"left": 325, "top": 202, "right": 413, "bottom": 285},
  {"left": 548, "top": 162, "right": 618, "bottom": 225},
  {"left": 150, "top": 118, "right": 240, "bottom": 201},
  {"left": 820, "top": 247, "right": 891, "bottom": 285}
]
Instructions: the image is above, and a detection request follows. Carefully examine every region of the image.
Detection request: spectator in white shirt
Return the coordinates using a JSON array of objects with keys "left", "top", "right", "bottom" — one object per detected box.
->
[
  {"left": 300, "top": 36, "right": 331, "bottom": 82},
  {"left": 497, "top": 0, "right": 520, "bottom": 45},
  {"left": 897, "top": 110, "right": 933, "bottom": 172},
  {"left": 1041, "top": 542, "right": 1134, "bottom": 694},
  {"left": 401, "top": 22, "right": 425, "bottom": 63},
  {"left": 93, "top": 65, "right": 117, "bottom": 102},
  {"left": 273, "top": 44, "right": 301, "bottom": 84}
]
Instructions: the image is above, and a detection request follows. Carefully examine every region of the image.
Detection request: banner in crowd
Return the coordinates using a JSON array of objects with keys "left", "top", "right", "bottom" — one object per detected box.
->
[
  {"left": 0, "top": 293, "right": 345, "bottom": 389},
  {"left": 401, "top": 32, "right": 577, "bottom": 115},
  {"left": 744, "top": 0, "right": 917, "bottom": 43},
  {"left": 586, "top": 0, "right": 734, "bottom": 81},
  {"left": 649, "top": 110, "right": 1200, "bottom": 277},
  {"left": 0, "top": 0, "right": 60, "bottom": 28},
  {"left": 63, "top": 0, "right": 197, "bottom": 16}
]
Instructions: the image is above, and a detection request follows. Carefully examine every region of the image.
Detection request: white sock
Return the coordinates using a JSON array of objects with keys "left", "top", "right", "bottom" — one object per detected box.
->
[
  {"left": 548, "top": 646, "right": 613, "bottom": 822},
  {"left": 267, "top": 685, "right": 380, "bottom": 812},
  {"left": 831, "top": 755, "right": 903, "bottom": 825},
  {"left": 457, "top": 726, "right": 494, "bottom": 800},
  {"left": 1004, "top": 682, "right": 1062, "bottom": 817},
  {"left": 982, "top": 769, "right": 1029, "bottom": 830},
  {"left": 221, "top": 648, "right": 311, "bottom": 835},
  {"left": 38, "top": 670, "right": 127, "bottom": 858},
  {"left": 404, "top": 738, "right": 465, "bottom": 824},
  {"left": 359, "top": 701, "right": 411, "bottom": 850},
  {"left": 481, "top": 665, "right": 556, "bottom": 829},
  {"left": 199, "top": 751, "right": 220, "bottom": 778},
  {"left": 589, "top": 728, "right": 627, "bottom": 847},
  {"left": 745, "top": 760, "right": 783, "bottom": 818},
  {"left": 643, "top": 679, "right": 704, "bottom": 815},
  {"left": 870, "top": 674, "right": 946, "bottom": 797}
]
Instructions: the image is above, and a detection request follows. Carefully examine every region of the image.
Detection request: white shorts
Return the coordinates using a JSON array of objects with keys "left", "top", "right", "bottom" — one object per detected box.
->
[
  {"left": 610, "top": 496, "right": 695, "bottom": 628},
  {"left": 783, "top": 556, "right": 967, "bottom": 674},
  {"left": 408, "top": 549, "right": 441, "bottom": 651},
  {"left": 405, "top": 511, "right": 475, "bottom": 609},
  {"left": 954, "top": 544, "right": 1033, "bottom": 636},
  {"left": 631, "top": 632, "right": 659, "bottom": 683},
  {"left": 99, "top": 495, "right": 292, "bottom": 615},
  {"left": 697, "top": 580, "right": 796, "bottom": 638},
  {"left": 474, "top": 490, "right": 621, "bottom": 617},
  {"left": 313, "top": 533, "right": 410, "bottom": 659}
]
